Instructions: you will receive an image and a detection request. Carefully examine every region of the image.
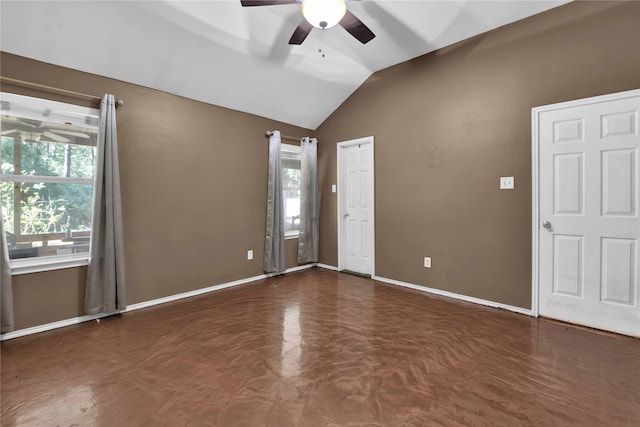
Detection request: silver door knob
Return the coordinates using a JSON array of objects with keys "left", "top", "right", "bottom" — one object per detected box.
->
[{"left": 542, "top": 221, "right": 552, "bottom": 229}]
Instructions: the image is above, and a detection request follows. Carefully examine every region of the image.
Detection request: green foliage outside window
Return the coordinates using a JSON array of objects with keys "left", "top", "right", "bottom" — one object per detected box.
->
[{"left": 1, "top": 134, "right": 96, "bottom": 238}]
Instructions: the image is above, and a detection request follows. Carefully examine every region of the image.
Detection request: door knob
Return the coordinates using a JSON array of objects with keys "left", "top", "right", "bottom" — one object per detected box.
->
[
  {"left": 344, "top": 212, "right": 350, "bottom": 218},
  {"left": 542, "top": 221, "right": 552, "bottom": 229}
]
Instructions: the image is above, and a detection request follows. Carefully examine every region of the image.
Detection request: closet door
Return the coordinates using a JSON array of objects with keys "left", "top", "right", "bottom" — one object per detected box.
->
[{"left": 534, "top": 90, "right": 640, "bottom": 337}]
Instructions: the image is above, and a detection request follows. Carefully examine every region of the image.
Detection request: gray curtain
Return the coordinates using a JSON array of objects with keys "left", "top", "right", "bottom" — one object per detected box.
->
[
  {"left": 298, "top": 137, "right": 319, "bottom": 263},
  {"left": 84, "top": 94, "right": 126, "bottom": 315},
  {"left": 263, "top": 131, "right": 286, "bottom": 273},
  {"left": 1, "top": 209, "right": 14, "bottom": 333}
]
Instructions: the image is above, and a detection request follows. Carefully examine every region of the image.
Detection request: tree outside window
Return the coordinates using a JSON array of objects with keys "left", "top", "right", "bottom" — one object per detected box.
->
[
  {"left": 1, "top": 94, "right": 99, "bottom": 260},
  {"left": 281, "top": 143, "right": 301, "bottom": 237}
]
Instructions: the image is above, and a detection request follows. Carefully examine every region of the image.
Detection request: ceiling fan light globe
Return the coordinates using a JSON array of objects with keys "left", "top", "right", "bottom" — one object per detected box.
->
[{"left": 301, "top": 0, "right": 346, "bottom": 29}]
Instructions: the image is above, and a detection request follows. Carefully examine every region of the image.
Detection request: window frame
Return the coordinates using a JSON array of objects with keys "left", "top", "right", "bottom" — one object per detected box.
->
[
  {"left": 1, "top": 92, "right": 100, "bottom": 275},
  {"left": 281, "top": 143, "right": 301, "bottom": 240}
]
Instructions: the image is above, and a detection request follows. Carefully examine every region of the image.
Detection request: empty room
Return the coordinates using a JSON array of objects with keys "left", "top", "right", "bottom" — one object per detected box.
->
[{"left": 1, "top": 1, "right": 639, "bottom": 426}]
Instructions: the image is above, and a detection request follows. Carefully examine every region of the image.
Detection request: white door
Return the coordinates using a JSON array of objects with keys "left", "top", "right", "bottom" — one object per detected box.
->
[
  {"left": 534, "top": 89, "right": 640, "bottom": 337},
  {"left": 338, "top": 137, "right": 374, "bottom": 276}
]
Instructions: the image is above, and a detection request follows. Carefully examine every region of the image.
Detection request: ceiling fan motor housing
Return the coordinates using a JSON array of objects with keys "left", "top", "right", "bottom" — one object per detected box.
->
[{"left": 301, "top": 0, "right": 346, "bottom": 29}]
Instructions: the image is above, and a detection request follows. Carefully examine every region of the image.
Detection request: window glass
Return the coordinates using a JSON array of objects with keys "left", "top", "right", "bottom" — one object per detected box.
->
[
  {"left": 281, "top": 143, "right": 301, "bottom": 238},
  {"left": 1, "top": 93, "right": 99, "bottom": 261}
]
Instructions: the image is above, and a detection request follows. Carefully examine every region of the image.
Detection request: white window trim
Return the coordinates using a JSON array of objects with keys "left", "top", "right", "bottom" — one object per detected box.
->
[
  {"left": 285, "top": 230, "right": 299, "bottom": 239},
  {"left": 282, "top": 143, "right": 301, "bottom": 240},
  {"left": 281, "top": 143, "right": 300, "bottom": 154},
  {"left": 1, "top": 175, "right": 93, "bottom": 185},
  {"left": 1, "top": 92, "right": 99, "bottom": 128},
  {"left": 1, "top": 92, "right": 99, "bottom": 275},
  {"left": 10, "top": 253, "right": 89, "bottom": 275}
]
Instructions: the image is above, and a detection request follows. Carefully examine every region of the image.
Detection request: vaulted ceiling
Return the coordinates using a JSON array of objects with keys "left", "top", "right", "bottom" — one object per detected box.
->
[{"left": 0, "top": 0, "right": 569, "bottom": 129}]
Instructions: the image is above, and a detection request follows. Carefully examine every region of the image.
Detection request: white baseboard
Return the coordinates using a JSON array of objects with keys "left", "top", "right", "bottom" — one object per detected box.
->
[
  {"left": 0, "top": 311, "right": 114, "bottom": 341},
  {"left": 372, "top": 275, "right": 533, "bottom": 316},
  {"left": 1, "top": 265, "right": 531, "bottom": 341},
  {"left": 0, "top": 263, "right": 317, "bottom": 341},
  {"left": 124, "top": 273, "right": 270, "bottom": 313},
  {"left": 316, "top": 263, "right": 339, "bottom": 271}
]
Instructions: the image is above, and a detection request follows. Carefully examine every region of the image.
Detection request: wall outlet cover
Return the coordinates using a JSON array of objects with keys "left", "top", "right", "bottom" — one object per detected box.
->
[{"left": 500, "top": 176, "right": 515, "bottom": 190}]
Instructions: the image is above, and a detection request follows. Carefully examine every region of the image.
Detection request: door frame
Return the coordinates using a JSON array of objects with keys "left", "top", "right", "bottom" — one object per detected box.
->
[
  {"left": 531, "top": 89, "right": 640, "bottom": 319},
  {"left": 337, "top": 136, "right": 375, "bottom": 276}
]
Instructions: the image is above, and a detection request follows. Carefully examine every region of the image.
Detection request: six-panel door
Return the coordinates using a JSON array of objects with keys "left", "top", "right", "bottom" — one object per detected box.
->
[{"left": 538, "top": 93, "right": 639, "bottom": 336}]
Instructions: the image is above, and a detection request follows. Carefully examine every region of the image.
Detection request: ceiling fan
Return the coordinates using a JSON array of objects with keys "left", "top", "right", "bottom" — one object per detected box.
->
[
  {"left": 1, "top": 117, "right": 91, "bottom": 144},
  {"left": 240, "top": 0, "right": 375, "bottom": 45}
]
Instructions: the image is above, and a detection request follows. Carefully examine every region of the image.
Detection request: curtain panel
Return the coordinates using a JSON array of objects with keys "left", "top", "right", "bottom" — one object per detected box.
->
[
  {"left": 298, "top": 137, "right": 319, "bottom": 263},
  {"left": 0, "top": 209, "right": 14, "bottom": 333},
  {"left": 84, "top": 94, "right": 126, "bottom": 315},
  {"left": 263, "top": 131, "right": 286, "bottom": 273}
]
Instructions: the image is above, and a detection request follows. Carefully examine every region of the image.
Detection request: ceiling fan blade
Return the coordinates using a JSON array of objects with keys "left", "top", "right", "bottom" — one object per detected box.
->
[
  {"left": 50, "top": 129, "right": 91, "bottom": 139},
  {"left": 288, "top": 19, "right": 313, "bottom": 45},
  {"left": 339, "top": 10, "right": 375, "bottom": 44},
  {"left": 43, "top": 131, "right": 71, "bottom": 143},
  {"left": 240, "top": 0, "right": 297, "bottom": 6},
  {"left": 16, "top": 118, "right": 39, "bottom": 129}
]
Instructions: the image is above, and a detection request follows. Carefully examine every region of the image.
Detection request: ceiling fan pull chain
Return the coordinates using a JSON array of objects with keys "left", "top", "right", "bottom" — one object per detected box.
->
[{"left": 318, "top": 27, "right": 326, "bottom": 58}]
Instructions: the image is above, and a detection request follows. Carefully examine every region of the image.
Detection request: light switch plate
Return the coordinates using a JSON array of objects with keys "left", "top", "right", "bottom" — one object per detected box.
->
[
  {"left": 247, "top": 250, "right": 253, "bottom": 260},
  {"left": 500, "top": 176, "right": 514, "bottom": 190},
  {"left": 332, "top": 184, "right": 337, "bottom": 193}
]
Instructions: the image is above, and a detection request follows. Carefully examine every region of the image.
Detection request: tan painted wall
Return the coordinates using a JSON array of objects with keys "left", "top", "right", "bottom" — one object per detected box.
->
[
  {"left": 316, "top": 1, "right": 640, "bottom": 308},
  {"left": 1, "top": 53, "right": 311, "bottom": 330},
  {"left": 3, "top": 1, "right": 640, "bottom": 329}
]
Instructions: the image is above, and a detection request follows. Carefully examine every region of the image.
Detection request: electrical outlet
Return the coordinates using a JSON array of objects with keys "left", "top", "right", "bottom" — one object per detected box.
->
[
  {"left": 424, "top": 257, "right": 431, "bottom": 268},
  {"left": 247, "top": 250, "right": 253, "bottom": 260}
]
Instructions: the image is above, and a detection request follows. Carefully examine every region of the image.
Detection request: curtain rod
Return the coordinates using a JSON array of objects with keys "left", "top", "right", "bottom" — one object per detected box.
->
[
  {"left": 265, "top": 130, "right": 316, "bottom": 143},
  {"left": 0, "top": 76, "right": 124, "bottom": 107}
]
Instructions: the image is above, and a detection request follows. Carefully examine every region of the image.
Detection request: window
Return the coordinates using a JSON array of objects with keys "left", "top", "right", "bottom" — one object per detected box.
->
[
  {"left": 1, "top": 93, "right": 99, "bottom": 272},
  {"left": 281, "top": 143, "right": 301, "bottom": 238}
]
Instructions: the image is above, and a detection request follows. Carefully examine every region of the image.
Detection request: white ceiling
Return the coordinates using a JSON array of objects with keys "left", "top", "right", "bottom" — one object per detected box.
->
[{"left": 0, "top": 0, "right": 569, "bottom": 130}]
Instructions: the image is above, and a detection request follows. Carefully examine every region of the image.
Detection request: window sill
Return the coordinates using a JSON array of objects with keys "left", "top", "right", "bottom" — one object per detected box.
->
[
  {"left": 10, "top": 254, "right": 89, "bottom": 275},
  {"left": 285, "top": 232, "right": 299, "bottom": 240}
]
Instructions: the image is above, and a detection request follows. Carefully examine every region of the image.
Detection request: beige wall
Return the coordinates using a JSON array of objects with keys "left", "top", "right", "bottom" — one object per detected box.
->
[
  {"left": 316, "top": 1, "right": 640, "bottom": 308},
  {"left": 3, "top": 1, "right": 640, "bottom": 329},
  {"left": 1, "top": 53, "right": 311, "bottom": 330}
]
